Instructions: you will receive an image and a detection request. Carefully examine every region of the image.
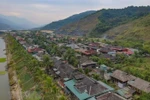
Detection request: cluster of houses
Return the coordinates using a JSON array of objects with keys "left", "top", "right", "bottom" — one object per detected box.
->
[
  {"left": 57, "top": 41, "right": 138, "bottom": 63},
  {"left": 50, "top": 55, "right": 150, "bottom": 100},
  {"left": 10, "top": 31, "right": 150, "bottom": 100},
  {"left": 11, "top": 32, "right": 47, "bottom": 61},
  {"left": 50, "top": 56, "right": 126, "bottom": 100}
]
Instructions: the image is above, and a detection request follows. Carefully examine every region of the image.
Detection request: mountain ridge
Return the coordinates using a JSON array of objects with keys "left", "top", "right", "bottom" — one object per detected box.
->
[
  {"left": 41, "top": 10, "right": 96, "bottom": 30},
  {"left": 52, "top": 6, "right": 150, "bottom": 37},
  {"left": 0, "top": 14, "right": 39, "bottom": 30}
]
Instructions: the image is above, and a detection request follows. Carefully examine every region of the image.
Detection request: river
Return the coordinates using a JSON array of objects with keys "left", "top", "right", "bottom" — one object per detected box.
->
[{"left": 0, "top": 37, "right": 11, "bottom": 100}]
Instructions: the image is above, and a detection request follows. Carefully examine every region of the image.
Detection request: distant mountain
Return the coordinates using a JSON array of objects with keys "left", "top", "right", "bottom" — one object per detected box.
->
[
  {"left": 55, "top": 6, "right": 150, "bottom": 36},
  {"left": 0, "top": 17, "right": 21, "bottom": 30},
  {"left": 41, "top": 10, "right": 96, "bottom": 30},
  {"left": 0, "top": 23, "right": 11, "bottom": 30},
  {"left": 0, "top": 14, "right": 39, "bottom": 30}
]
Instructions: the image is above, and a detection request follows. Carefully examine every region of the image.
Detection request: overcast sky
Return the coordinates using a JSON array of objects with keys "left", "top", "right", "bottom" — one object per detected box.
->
[{"left": 0, "top": 0, "right": 150, "bottom": 25}]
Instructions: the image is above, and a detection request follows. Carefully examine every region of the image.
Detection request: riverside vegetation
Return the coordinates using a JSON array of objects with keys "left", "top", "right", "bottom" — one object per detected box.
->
[{"left": 7, "top": 35, "right": 67, "bottom": 100}]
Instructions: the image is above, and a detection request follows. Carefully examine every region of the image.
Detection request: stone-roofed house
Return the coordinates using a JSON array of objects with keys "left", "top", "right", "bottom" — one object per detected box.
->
[
  {"left": 99, "top": 47, "right": 113, "bottom": 54},
  {"left": 52, "top": 57, "right": 76, "bottom": 88},
  {"left": 52, "top": 57, "right": 76, "bottom": 79},
  {"left": 88, "top": 43, "right": 100, "bottom": 50},
  {"left": 81, "top": 61, "right": 97, "bottom": 68},
  {"left": 66, "top": 43, "right": 80, "bottom": 50},
  {"left": 64, "top": 71, "right": 114, "bottom": 100},
  {"left": 111, "top": 70, "right": 136, "bottom": 88},
  {"left": 128, "top": 78, "right": 150, "bottom": 93}
]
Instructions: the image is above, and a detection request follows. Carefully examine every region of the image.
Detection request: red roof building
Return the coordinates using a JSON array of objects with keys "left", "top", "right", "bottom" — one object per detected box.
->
[{"left": 82, "top": 50, "right": 97, "bottom": 56}]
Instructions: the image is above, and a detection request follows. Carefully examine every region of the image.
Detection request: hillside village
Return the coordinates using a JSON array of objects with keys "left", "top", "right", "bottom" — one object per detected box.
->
[{"left": 9, "top": 30, "right": 150, "bottom": 100}]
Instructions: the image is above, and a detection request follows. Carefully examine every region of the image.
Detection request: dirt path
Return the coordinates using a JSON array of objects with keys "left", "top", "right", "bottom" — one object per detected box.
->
[{"left": 12, "top": 70, "right": 23, "bottom": 100}]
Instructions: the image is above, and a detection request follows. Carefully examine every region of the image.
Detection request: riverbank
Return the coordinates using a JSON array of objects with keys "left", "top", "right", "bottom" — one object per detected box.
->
[
  {"left": 7, "top": 30, "right": 68, "bottom": 100},
  {"left": 0, "top": 37, "right": 11, "bottom": 100},
  {"left": 6, "top": 36, "right": 23, "bottom": 100}
]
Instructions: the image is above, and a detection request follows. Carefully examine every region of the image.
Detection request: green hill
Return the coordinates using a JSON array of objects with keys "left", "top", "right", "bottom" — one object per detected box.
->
[
  {"left": 56, "top": 11, "right": 100, "bottom": 35},
  {"left": 56, "top": 6, "right": 150, "bottom": 36},
  {"left": 42, "top": 11, "right": 96, "bottom": 30},
  {"left": 103, "top": 14, "right": 150, "bottom": 53},
  {"left": 105, "top": 14, "right": 150, "bottom": 42}
]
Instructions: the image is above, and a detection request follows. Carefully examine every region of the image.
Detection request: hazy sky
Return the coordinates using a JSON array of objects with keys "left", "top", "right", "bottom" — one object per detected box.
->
[{"left": 0, "top": 0, "right": 150, "bottom": 25}]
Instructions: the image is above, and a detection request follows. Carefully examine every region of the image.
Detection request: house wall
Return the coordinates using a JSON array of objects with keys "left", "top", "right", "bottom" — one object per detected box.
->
[
  {"left": 129, "top": 85, "right": 142, "bottom": 94},
  {"left": 112, "top": 78, "right": 127, "bottom": 88}
]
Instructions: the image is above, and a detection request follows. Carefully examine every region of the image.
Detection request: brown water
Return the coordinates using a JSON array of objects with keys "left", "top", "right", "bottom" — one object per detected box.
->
[{"left": 0, "top": 38, "right": 11, "bottom": 100}]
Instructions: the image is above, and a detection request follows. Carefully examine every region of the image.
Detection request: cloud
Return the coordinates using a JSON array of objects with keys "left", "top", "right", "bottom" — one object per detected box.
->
[{"left": 0, "top": 0, "right": 150, "bottom": 25}]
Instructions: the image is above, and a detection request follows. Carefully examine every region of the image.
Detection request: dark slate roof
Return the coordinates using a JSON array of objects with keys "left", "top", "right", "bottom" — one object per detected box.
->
[
  {"left": 96, "top": 92, "right": 126, "bottom": 100},
  {"left": 111, "top": 70, "right": 136, "bottom": 82},
  {"left": 128, "top": 78, "right": 150, "bottom": 93},
  {"left": 100, "top": 47, "right": 113, "bottom": 53},
  {"left": 80, "top": 56, "right": 91, "bottom": 64},
  {"left": 81, "top": 61, "right": 97, "bottom": 67},
  {"left": 72, "top": 71, "right": 108, "bottom": 96},
  {"left": 52, "top": 57, "right": 76, "bottom": 79}
]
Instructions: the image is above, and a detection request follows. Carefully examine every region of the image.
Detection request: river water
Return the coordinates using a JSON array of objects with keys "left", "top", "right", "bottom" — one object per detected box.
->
[{"left": 0, "top": 37, "right": 11, "bottom": 100}]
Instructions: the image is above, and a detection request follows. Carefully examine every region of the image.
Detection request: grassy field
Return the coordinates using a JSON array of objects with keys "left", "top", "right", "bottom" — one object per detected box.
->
[
  {"left": 0, "top": 58, "right": 6, "bottom": 63},
  {"left": 24, "top": 91, "right": 41, "bottom": 100}
]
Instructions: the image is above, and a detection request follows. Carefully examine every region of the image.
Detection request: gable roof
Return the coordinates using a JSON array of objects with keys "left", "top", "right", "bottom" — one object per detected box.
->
[
  {"left": 96, "top": 92, "right": 126, "bottom": 100},
  {"left": 66, "top": 43, "right": 80, "bottom": 49},
  {"left": 111, "top": 70, "right": 136, "bottom": 82},
  {"left": 81, "top": 61, "right": 97, "bottom": 67},
  {"left": 65, "top": 71, "right": 114, "bottom": 100},
  {"left": 128, "top": 78, "right": 150, "bottom": 93},
  {"left": 52, "top": 57, "right": 76, "bottom": 79},
  {"left": 100, "top": 47, "right": 113, "bottom": 53}
]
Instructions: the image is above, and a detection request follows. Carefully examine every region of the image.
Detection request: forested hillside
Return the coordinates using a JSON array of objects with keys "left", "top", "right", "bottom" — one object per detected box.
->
[
  {"left": 90, "top": 6, "right": 150, "bottom": 37},
  {"left": 42, "top": 11, "right": 96, "bottom": 30},
  {"left": 55, "top": 6, "right": 150, "bottom": 37},
  {"left": 102, "top": 14, "right": 150, "bottom": 53},
  {"left": 56, "top": 11, "right": 100, "bottom": 35},
  {"left": 106, "top": 14, "right": 150, "bottom": 41}
]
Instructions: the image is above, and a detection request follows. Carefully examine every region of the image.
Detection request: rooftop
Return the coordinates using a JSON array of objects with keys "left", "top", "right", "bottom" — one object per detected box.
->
[
  {"left": 111, "top": 70, "right": 136, "bottom": 82},
  {"left": 128, "top": 78, "right": 150, "bottom": 93},
  {"left": 52, "top": 57, "right": 76, "bottom": 79},
  {"left": 96, "top": 92, "right": 126, "bottom": 100},
  {"left": 117, "top": 87, "right": 135, "bottom": 99},
  {"left": 64, "top": 79, "right": 91, "bottom": 100},
  {"left": 66, "top": 43, "right": 80, "bottom": 49},
  {"left": 65, "top": 71, "right": 114, "bottom": 100}
]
